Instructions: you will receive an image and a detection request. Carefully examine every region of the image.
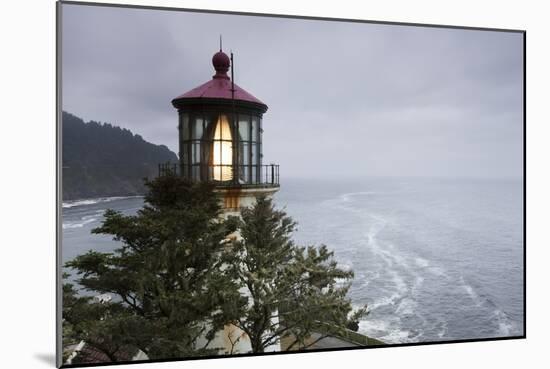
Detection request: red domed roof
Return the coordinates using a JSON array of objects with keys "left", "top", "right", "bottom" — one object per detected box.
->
[{"left": 172, "top": 50, "right": 267, "bottom": 111}]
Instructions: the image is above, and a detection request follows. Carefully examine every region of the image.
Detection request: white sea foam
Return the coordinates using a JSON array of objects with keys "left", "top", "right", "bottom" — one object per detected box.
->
[
  {"left": 415, "top": 257, "right": 429, "bottom": 268},
  {"left": 62, "top": 209, "right": 107, "bottom": 229},
  {"left": 396, "top": 297, "right": 417, "bottom": 316},
  {"left": 359, "top": 318, "right": 412, "bottom": 344},
  {"left": 82, "top": 209, "right": 105, "bottom": 219},
  {"left": 340, "top": 191, "right": 377, "bottom": 203},
  {"left": 411, "top": 276, "right": 424, "bottom": 295},
  {"left": 428, "top": 265, "right": 446, "bottom": 277},
  {"left": 62, "top": 196, "right": 141, "bottom": 208},
  {"left": 390, "top": 270, "right": 408, "bottom": 294},
  {"left": 63, "top": 199, "right": 101, "bottom": 208},
  {"left": 460, "top": 276, "right": 481, "bottom": 306},
  {"left": 494, "top": 310, "right": 516, "bottom": 336},
  {"left": 359, "top": 310, "right": 416, "bottom": 344},
  {"left": 63, "top": 218, "right": 98, "bottom": 229},
  {"left": 381, "top": 329, "right": 412, "bottom": 344},
  {"left": 358, "top": 319, "right": 388, "bottom": 335},
  {"left": 436, "top": 320, "right": 449, "bottom": 338},
  {"left": 370, "top": 295, "right": 392, "bottom": 311}
]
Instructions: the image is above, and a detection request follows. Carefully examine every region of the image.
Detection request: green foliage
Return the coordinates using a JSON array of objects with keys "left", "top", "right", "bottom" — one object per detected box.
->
[
  {"left": 63, "top": 177, "right": 371, "bottom": 361},
  {"left": 63, "top": 174, "right": 241, "bottom": 362},
  {"left": 62, "top": 111, "right": 178, "bottom": 200},
  {"left": 223, "top": 196, "right": 368, "bottom": 352}
]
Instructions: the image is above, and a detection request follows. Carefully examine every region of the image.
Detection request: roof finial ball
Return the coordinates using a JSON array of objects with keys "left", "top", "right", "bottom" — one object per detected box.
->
[{"left": 212, "top": 49, "right": 230, "bottom": 79}]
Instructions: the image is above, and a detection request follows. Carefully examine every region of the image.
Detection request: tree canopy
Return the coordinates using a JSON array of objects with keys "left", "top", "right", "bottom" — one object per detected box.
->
[
  {"left": 63, "top": 177, "right": 368, "bottom": 363},
  {"left": 222, "top": 196, "right": 367, "bottom": 352},
  {"left": 64, "top": 174, "right": 242, "bottom": 361}
]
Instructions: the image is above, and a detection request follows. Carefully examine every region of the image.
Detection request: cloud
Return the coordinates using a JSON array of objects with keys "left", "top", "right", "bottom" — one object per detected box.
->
[{"left": 62, "top": 4, "right": 523, "bottom": 178}]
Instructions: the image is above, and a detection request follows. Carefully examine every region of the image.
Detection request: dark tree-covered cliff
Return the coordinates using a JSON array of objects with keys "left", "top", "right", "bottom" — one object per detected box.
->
[{"left": 62, "top": 111, "right": 178, "bottom": 200}]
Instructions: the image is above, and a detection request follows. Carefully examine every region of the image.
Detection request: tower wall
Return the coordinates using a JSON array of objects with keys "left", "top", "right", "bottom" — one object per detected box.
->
[
  {"left": 215, "top": 187, "right": 280, "bottom": 218},
  {"left": 202, "top": 186, "right": 281, "bottom": 354}
]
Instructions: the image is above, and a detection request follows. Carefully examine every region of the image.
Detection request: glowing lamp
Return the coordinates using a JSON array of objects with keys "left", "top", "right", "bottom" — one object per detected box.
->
[{"left": 212, "top": 115, "right": 233, "bottom": 181}]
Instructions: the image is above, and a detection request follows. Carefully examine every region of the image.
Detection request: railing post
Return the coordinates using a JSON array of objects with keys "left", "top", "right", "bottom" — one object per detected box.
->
[{"left": 271, "top": 164, "right": 274, "bottom": 185}]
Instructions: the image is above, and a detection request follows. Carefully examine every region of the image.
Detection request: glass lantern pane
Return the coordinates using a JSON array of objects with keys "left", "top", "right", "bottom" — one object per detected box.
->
[
  {"left": 204, "top": 115, "right": 211, "bottom": 139},
  {"left": 239, "top": 115, "right": 250, "bottom": 141},
  {"left": 181, "top": 114, "right": 189, "bottom": 140},
  {"left": 251, "top": 116, "right": 259, "bottom": 142},
  {"left": 181, "top": 142, "right": 189, "bottom": 164},
  {"left": 251, "top": 143, "right": 258, "bottom": 165},
  {"left": 251, "top": 166, "right": 257, "bottom": 184},
  {"left": 240, "top": 142, "right": 250, "bottom": 165},
  {"left": 192, "top": 116, "right": 204, "bottom": 139},
  {"left": 192, "top": 142, "right": 201, "bottom": 164},
  {"left": 192, "top": 165, "right": 200, "bottom": 181}
]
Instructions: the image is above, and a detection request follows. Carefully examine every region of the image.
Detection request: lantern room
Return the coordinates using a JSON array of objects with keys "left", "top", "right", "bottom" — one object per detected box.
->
[{"left": 170, "top": 49, "right": 279, "bottom": 189}]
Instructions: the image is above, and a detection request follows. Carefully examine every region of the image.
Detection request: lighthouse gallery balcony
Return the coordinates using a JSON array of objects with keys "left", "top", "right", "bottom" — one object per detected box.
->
[{"left": 158, "top": 162, "right": 280, "bottom": 189}]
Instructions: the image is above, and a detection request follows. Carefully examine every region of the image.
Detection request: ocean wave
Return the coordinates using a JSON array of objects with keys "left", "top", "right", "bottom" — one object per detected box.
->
[
  {"left": 436, "top": 320, "right": 449, "bottom": 338},
  {"left": 395, "top": 297, "right": 417, "bottom": 316},
  {"left": 427, "top": 265, "right": 447, "bottom": 277},
  {"left": 414, "top": 257, "right": 430, "bottom": 268},
  {"left": 411, "top": 276, "right": 425, "bottom": 295},
  {"left": 320, "top": 191, "right": 379, "bottom": 214},
  {"left": 369, "top": 293, "right": 400, "bottom": 311},
  {"left": 494, "top": 310, "right": 517, "bottom": 336},
  {"left": 359, "top": 319, "right": 412, "bottom": 344},
  {"left": 340, "top": 191, "right": 378, "bottom": 203},
  {"left": 358, "top": 318, "right": 388, "bottom": 333},
  {"left": 459, "top": 276, "right": 482, "bottom": 306},
  {"left": 62, "top": 209, "right": 107, "bottom": 229},
  {"left": 62, "top": 218, "right": 98, "bottom": 229},
  {"left": 381, "top": 329, "right": 412, "bottom": 343},
  {"left": 62, "top": 196, "right": 142, "bottom": 208}
]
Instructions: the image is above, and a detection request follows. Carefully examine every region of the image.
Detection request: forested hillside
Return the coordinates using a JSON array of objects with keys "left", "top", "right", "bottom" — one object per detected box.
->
[{"left": 62, "top": 111, "right": 178, "bottom": 200}]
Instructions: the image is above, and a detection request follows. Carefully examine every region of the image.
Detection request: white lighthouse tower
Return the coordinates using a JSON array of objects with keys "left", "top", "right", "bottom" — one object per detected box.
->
[{"left": 169, "top": 48, "right": 280, "bottom": 353}]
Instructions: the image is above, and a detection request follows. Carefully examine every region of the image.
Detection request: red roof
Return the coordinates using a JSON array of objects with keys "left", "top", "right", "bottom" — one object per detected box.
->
[{"left": 172, "top": 51, "right": 267, "bottom": 109}]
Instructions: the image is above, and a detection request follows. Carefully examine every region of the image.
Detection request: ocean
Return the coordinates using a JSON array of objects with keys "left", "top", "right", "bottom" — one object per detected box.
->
[{"left": 62, "top": 177, "right": 524, "bottom": 344}]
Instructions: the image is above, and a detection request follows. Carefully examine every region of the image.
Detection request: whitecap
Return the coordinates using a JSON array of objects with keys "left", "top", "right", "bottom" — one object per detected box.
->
[
  {"left": 460, "top": 276, "right": 482, "bottom": 306},
  {"left": 428, "top": 266, "right": 446, "bottom": 277},
  {"left": 62, "top": 196, "right": 141, "bottom": 208},
  {"left": 396, "top": 297, "right": 417, "bottom": 316},
  {"left": 340, "top": 191, "right": 377, "bottom": 202},
  {"left": 358, "top": 318, "right": 412, "bottom": 344},
  {"left": 62, "top": 199, "right": 101, "bottom": 208},
  {"left": 390, "top": 270, "right": 408, "bottom": 294},
  {"left": 358, "top": 318, "right": 388, "bottom": 333},
  {"left": 369, "top": 291, "right": 403, "bottom": 310},
  {"left": 414, "top": 257, "right": 429, "bottom": 268},
  {"left": 436, "top": 320, "right": 449, "bottom": 338},
  {"left": 62, "top": 217, "right": 97, "bottom": 229},
  {"left": 494, "top": 310, "right": 517, "bottom": 336},
  {"left": 380, "top": 329, "right": 412, "bottom": 344}
]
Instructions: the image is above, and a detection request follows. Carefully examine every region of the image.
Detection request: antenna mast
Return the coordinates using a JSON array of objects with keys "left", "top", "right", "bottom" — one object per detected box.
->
[
  {"left": 230, "top": 51, "right": 235, "bottom": 98},
  {"left": 230, "top": 51, "right": 237, "bottom": 184}
]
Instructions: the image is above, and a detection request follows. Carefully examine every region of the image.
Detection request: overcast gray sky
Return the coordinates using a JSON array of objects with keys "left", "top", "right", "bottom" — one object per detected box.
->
[{"left": 62, "top": 4, "right": 523, "bottom": 179}]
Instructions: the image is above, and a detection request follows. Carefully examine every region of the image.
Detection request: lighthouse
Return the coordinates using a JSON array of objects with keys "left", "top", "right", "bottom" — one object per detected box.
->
[
  {"left": 168, "top": 48, "right": 281, "bottom": 354},
  {"left": 170, "top": 48, "right": 279, "bottom": 216}
]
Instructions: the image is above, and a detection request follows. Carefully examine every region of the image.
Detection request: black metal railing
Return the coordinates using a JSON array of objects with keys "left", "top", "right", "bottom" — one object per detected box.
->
[{"left": 158, "top": 163, "right": 280, "bottom": 188}]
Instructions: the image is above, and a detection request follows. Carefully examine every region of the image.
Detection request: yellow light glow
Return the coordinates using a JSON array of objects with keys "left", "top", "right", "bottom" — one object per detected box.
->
[{"left": 213, "top": 115, "right": 233, "bottom": 181}]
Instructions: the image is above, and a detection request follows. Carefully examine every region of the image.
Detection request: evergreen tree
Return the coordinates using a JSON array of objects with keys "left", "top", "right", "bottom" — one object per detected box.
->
[
  {"left": 64, "top": 174, "right": 242, "bottom": 362},
  {"left": 223, "top": 196, "right": 368, "bottom": 353}
]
